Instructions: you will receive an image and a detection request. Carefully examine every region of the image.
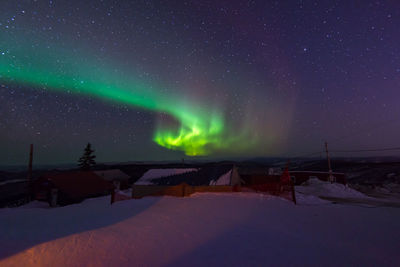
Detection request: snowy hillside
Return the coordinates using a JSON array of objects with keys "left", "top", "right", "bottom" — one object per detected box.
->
[{"left": 1, "top": 192, "right": 400, "bottom": 266}]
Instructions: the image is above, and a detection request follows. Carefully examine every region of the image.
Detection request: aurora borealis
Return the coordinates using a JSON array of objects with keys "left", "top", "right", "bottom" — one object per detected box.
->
[
  {"left": 0, "top": 34, "right": 231, "bottom": 156},
  {"left": 1, "top": 0, "right": 400, "bottom": 164}
]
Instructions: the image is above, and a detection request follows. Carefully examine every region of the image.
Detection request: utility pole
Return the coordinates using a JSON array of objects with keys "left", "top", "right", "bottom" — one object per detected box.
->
[
  {"left": 27, "top": 144, "right": 34, "bottom": 202},
  {"left": 28, "top": 144, "right": 33, "bottom": 182},
  {"left": 324, "top": 141, "right": 334, "bottom": 183},
  {"left": 286, "top": 160, "right": 297, "bottom": 205}
]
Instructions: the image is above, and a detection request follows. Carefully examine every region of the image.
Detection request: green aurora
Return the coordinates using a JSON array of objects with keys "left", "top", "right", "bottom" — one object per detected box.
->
[{"left": 0, "top": 37, "right": 248, "bottom": 156}]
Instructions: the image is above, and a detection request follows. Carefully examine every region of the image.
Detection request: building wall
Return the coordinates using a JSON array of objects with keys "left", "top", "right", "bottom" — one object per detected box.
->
[
  {"left": 132, "top": 183, "right": 235, "bottom": 198},
  {"left": 230, "top": 166, "right": 242, "bottom": 186}
]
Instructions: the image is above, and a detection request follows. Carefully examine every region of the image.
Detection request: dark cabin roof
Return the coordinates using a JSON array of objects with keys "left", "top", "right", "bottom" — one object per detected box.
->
[
  {"left": 150, "top": 165, "right": 233, "bottom": 186},
  {"left": 37, "top": 171, "right": 113, "bottom": 200}
]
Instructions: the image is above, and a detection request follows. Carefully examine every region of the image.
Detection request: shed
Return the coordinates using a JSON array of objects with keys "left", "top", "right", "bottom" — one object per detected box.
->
[
  {"left": 94, "top": 169, "right": 131, "bottom": 189},
  {"left": 34, "top": 171, "right": 113, "bottom": 206}
]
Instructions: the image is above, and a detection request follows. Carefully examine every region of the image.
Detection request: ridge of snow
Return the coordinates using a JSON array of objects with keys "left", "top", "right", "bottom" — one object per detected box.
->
[{"left": 296, "top": 178, "right": 368, "bottom": 198}]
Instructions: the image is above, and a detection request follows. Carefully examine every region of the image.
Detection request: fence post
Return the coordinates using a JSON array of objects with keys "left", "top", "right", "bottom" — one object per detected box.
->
[
  {"left": 111, "top": 188, "right": 115, "bottom": 205},
  {"left": 291, "top": 181, "right": 297, "bottom": 205},
  {"left": 50, "top": 188, "right": 58, "bottom": 207}
]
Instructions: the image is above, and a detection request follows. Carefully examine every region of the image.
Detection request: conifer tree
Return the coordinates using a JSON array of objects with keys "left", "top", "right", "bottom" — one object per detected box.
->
[{"left": 78, "top": 143, "right": 96, "bottom": 170}]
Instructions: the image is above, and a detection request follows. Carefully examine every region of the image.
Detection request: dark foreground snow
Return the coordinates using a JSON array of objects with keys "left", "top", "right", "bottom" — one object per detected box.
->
[{"left": 1, "top": 192, "right": 400, "bottom": 266}]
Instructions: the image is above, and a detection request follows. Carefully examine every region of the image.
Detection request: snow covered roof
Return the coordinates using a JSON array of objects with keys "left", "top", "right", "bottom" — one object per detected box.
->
[
  {"left": 209, "top": 170, "right": 232, "bottom": 185},
  {"left": 150, "top": 165, "right": 234, "bottom": 186},
  {"left": 135, "top": 168, "right": 199, "bottom": 185}
]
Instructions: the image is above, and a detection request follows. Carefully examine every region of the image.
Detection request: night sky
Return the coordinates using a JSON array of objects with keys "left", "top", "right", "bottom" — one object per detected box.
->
[{"left": 1, "top": 0, "right": 400, "bottom": 165}]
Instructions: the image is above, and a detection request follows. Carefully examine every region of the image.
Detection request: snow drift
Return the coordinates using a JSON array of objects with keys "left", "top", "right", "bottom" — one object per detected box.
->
[
  {"left": 1, "top": 192, "right": 399, "bottom": 266},
  {"left": 296, "top": 177, "right": 368, "bottom": 198}
]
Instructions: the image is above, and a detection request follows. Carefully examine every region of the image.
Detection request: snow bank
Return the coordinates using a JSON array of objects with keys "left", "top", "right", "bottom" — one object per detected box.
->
[
  {"left": 135, "top": 168, "right": 198, "bottom": 185},
  {"left": 117, "top": 189, "right": 132, "bottom": 197},
  {"left": 295, "top": 193, "right": 331, "bottom": 205},
  {"left": 296, "top": 178, "right": 368, "bottom": 198},
  {"left": 1, "top": 193, "right": 400, "bottom": 266},
  {"left": 16, "top": 201, "right": 50, "bottom": 209}
]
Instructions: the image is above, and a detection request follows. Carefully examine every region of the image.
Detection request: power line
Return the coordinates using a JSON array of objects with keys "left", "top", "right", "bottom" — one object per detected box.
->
[
  {"left": 283, "top": 146, "right": 400, "bottom": 159},
  {"left": 279, "top": 143, "right": 400, "bottom": 163},
  {"left": 330, "top": 147, "right": 400, "bottom": 153},
  {"left": 278, "top": 151, "right": 323, "bottom": 163},
  {"left": 288, "top": 151, "right": 322, "bottom": 158},
  {"left": 329, "top": 117, "right": 400, "bottom": 145}
]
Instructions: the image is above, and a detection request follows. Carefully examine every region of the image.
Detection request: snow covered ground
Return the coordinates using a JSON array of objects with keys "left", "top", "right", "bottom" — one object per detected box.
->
[
  {"left": 352, "top": 183, "right": 400, "bottom": 201},
  {"left": 296, "top": 177, "right": 369, "bottom": 199},
  {"left": 1, "top": 190, "right": 400, "bottom": 266}
]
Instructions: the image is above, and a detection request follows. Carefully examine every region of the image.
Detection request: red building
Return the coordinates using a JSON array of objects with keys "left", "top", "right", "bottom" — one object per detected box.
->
[{"left": 34, "top": 171, "right": 113, "bottom": 206}]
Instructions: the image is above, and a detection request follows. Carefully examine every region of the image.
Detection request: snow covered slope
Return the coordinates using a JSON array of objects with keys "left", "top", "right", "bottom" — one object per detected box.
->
[
  {"left": 296, "top": 177, "right": 369, "bottom": 198},
  {"left": 1, "top": 193, "right": 399, "bottom": 266}
]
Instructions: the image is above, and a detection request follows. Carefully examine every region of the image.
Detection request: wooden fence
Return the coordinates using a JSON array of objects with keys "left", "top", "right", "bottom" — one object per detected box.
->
[{"left": 129, "top": 182, "right": 296, "bottom": 204}]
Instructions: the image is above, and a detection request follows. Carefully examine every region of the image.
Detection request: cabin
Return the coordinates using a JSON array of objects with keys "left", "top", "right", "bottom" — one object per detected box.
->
[
  {"left": 34, "top": 171, "right": 113, "bottom": 206},
  {"left": 239, "top": 173, "right": 284, "bottom": 195},
  {"left": 135, "top": 165, "right": 241, "bottom": 186},
  {"left": 132, "top": 165, "right": 242, "bottom": 198},
  {"left": 94, "top": 169, "right": 131, "bottom": 190}
]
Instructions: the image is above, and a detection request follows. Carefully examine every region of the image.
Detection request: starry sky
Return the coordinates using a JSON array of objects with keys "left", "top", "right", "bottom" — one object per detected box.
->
[{"left": 1, "top": 0, "right": 400, "bottom": 165}]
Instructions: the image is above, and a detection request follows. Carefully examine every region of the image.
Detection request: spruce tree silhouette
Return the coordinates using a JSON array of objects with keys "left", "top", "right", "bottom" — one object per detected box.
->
[{"left": 78, "top": 143, "right": 96, "bottom": 170}]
